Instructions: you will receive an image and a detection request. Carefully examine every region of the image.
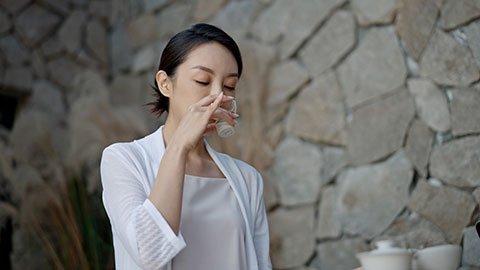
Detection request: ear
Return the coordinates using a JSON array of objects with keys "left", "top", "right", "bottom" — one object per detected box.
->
[{"left": 156, "top": 70, "right": 173, "bottom": 98}]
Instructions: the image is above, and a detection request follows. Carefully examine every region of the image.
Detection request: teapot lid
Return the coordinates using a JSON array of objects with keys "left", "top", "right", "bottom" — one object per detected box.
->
[{"left": 369, "top": 240, "right": 408, "bottom": 255}]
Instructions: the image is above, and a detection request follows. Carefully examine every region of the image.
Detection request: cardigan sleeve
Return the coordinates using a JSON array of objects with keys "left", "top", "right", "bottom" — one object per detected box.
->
[
  {"left": 100, "top": 145, "right": 186, "bottom": 269},
  {"left": 253, "top": 171, "right": 273, "bottom": 270}
]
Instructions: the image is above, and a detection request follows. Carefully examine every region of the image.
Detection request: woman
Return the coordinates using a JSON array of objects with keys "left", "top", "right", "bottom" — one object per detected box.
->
[{"left": 100, "top": 23, "right": 272, "bottom": 270}]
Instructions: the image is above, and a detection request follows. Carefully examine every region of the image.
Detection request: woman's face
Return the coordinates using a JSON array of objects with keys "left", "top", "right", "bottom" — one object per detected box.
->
[{"left": 161, "top": 41, "right": 238, "bottom": 122}]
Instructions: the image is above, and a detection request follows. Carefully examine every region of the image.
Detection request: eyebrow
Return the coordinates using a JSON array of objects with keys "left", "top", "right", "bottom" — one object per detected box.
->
[{"left": 191, "top": 65, "right": 238, "bottom": 78}]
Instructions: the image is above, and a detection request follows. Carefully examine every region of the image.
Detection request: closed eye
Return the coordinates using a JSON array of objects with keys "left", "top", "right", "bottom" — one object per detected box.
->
[{"left": 195, "top": 81, "right": 235, "bottom": 91}]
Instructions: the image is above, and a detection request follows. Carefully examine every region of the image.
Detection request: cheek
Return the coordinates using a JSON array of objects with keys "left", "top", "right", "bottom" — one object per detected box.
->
[
  {"left": 171, "top": 81, "right": 208, "bottom": 112},
  {"left": 187, "top": 82, "right": 211, "bottom": 103}
]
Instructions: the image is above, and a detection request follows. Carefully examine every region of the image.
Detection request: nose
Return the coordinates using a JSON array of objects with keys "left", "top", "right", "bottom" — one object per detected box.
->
[{"left": 209, "top": 83, "right": 224, "bottom": 97}]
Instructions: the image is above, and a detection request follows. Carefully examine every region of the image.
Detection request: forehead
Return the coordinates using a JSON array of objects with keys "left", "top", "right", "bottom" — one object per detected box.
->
[{"left": 182, "top": 42, "right": 238, "bottom": 74}]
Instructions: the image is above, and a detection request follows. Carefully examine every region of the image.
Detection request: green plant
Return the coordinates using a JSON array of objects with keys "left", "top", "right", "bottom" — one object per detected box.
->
[
  {"left": 3, "top": 176, "right": 113, "bottom": 270},
  {"left": 67, "top": 177, "right": 113, "bottom": 270}
]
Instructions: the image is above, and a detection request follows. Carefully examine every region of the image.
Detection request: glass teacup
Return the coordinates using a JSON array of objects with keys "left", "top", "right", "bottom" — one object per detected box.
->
[{"left": 215, "top": 99, "right": 237, "bottom": 138}]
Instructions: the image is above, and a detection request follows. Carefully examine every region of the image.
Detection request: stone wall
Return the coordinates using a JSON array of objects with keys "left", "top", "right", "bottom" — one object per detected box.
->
[{"left": 0, "top": 0, "right": 479, "bottom": 269}]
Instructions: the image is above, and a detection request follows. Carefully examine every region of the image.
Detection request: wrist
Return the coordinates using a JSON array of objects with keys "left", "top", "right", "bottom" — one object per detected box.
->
[{"left": 165, "top": 138, "right": 189, "bottom": 157}]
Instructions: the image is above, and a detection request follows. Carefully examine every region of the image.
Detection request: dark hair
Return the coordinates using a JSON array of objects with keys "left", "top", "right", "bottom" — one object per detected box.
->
[{"left": 145, "top": 23, "right": 243, "bottom": 118}]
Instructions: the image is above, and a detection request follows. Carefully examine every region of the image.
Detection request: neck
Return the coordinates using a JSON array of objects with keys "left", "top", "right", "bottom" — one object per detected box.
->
[{"left": 162, "top": 114, "right": 209, "bottom": 159}]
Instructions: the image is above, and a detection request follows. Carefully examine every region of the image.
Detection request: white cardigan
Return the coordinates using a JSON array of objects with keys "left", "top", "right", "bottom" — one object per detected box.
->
[{"left": 100, "top": 124, "right": 272, "bottom": 270}]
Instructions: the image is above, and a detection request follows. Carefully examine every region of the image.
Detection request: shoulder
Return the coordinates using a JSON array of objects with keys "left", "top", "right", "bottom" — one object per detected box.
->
[{"left": 101, "top": 140, "right": 146, "bottom": 166}]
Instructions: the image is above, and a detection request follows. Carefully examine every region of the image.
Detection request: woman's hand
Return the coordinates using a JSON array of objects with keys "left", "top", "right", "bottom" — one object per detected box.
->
[{"left": 170, "top": 92, "right": 238, "bottom": 153}]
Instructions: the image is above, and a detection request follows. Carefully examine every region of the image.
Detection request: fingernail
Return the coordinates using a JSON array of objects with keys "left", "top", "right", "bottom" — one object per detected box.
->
[
  {"left": 225, "top": 95, "right": 234, "bottom": 99},
  {"left": 234, "top": 120, "right": 238, "bottom": 125},
  {"left": 232, "top": 113, "right": 239, "bottom": 118}
]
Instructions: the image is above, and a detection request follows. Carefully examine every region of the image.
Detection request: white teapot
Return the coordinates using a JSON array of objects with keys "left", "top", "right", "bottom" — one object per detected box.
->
[
  {"left": 356, "top": 240, "right": 411, "bottom": 270},
  {"left": 411, "top": 244, "right": 462, "bottom": 270},
  {"left": 356, "top": 240, "right": 462, "bottom": 270}
]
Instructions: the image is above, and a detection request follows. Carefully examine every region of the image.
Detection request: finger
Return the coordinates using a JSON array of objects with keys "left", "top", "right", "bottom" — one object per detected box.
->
[
  {"left": 195, "top": 92, "right": 224, "bottom": 107},
  {"left": 221, "top": 95, "right": 235, "bottom": 102},
  {"left": 211, "top": 108, "right": 237, "bottom": 126},
  {"left": 198, "top": 93, "right": 234, "bottom": 108},
  {"left": 196, "top": 93, "right": 219, "bottom": 107},
  {"left": 213, "top": 107, "right": 239, "bottom": 118},
  {"left": 207, "top": 92, "right": 224, "bottom": 113},
  {"left": 203, "top": 123, "right": 216, "bottom": 136}
]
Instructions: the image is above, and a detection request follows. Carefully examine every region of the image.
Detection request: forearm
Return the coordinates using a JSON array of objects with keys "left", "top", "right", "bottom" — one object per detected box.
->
[{"left": 147, "top": 140, "right": 188, "bottom": 236}]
